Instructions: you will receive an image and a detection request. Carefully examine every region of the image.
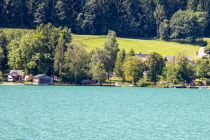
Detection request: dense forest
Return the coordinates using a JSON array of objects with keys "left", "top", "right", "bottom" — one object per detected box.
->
[{"left": 0, "top": 0, "right": 210, "bottom": 39}]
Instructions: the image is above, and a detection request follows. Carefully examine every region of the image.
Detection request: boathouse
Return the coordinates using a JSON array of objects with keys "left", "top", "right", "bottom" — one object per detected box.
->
[{"left": 33, "top": 74, "right": 53, "bottom": 85}]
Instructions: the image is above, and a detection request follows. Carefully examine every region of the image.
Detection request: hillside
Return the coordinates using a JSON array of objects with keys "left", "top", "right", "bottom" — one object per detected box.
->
[
  {"left": 73, "top": 35, "right": 201, "bottom": 57},
  {"left": 2, "top": 28, "right": 201, "bottom": 57}
]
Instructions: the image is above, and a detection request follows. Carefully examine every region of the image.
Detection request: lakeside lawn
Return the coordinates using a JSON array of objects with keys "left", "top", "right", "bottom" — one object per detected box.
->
[{"left": 2, "top": 28, "right": 201, "bottom": 57}]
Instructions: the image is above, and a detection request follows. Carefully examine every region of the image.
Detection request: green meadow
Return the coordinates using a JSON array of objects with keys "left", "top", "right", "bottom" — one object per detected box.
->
[
  {"left": 2, "top": 28, "right": 202, "bottom": 57},
  {"left": 73, "top": 35, "right": 201, "bottom": 57}
]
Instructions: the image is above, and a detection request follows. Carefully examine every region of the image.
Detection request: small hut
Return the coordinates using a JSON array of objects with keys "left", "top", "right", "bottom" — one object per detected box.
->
[
  {"left": 33, "top": 74, "right": 53, "bottom": 85},
  {"left": 7, "top": 70, "right": 24, "bottom": 82}
]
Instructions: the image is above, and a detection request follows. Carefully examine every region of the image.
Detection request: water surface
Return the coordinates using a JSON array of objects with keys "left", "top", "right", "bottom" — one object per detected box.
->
[{"left": 0, "top": 86, "right": 210, "bottom": 140}]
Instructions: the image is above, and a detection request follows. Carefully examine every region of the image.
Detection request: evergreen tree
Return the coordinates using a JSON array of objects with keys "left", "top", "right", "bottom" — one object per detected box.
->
[
  {"left": 76, "top": 0, "right": 96, "bottom": 34},
  {"left": 0, "top": 31, "right": 8, "bottom": 71},
  {"left": 0, "top": 0, "right": 3, "bottom": 27},
  {"left": 154, "top": 3, "right": 166, "bottom": 37},
  {"left": 128, "top": 49, "right": 135, "bottom": 57},
  {"left": 55, "top": 0, "right": 67, "bottom": 26},
  {"left": 34, "top": 1, "right": 49, "bottom": 25},
  {"left": 19, "top": 0, "right": 30, "bottom": 27},
  {"left": 1, "top": 0, "right": 210, "bottom": 39}
]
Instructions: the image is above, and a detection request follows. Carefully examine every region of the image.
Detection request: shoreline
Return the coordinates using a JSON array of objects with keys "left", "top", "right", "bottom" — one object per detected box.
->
[{"left": 0, "top": 82, "right": 209, "bottom": 89}]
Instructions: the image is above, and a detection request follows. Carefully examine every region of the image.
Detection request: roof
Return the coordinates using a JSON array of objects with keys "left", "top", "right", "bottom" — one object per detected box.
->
[
  {"left": 165, "top": 56, "right": 193, "bottom": 62},
  {"left": 33, "top": 74, "right": 51, "bottom": 79},
  {"left": 136, "top": 53, "right": 148, "bottom": 58},
  {"left": 9, "top": 70, "right": 24, "bottom": 76},
  {"left": 206, "top": 51, "right": 210, "bottom": 54},
  {"left": 136, "top": 53, "right": 149, "bottom": 61},
  {"left": 186, "top": 56, "right": 193, "bottom": 62},
  {"left": 165, "top": 56, "right": 176, "bottom": 62}
]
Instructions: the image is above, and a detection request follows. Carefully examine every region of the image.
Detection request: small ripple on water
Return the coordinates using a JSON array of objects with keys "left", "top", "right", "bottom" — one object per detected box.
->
[{"left": 0, "top": 86, "right": 210, "bottom": 140}]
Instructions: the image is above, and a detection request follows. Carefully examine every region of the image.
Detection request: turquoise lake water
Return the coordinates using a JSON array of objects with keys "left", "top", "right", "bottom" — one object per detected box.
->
[{"left": 0, "top": 86, "right": 210, "bottom": 140}]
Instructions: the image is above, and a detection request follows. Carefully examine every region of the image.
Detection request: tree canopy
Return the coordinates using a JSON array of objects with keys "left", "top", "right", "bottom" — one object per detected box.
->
[{"left": 1, "top": 0, "right": 210, "bottom": 38}]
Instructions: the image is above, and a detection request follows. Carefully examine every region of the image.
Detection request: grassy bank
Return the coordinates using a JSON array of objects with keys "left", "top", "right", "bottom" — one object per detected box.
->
[{"left": 2, "top": 28, "right": 201, "bottom": 57}]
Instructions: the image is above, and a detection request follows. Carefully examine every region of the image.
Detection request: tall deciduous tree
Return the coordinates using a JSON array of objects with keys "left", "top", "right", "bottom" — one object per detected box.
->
[
  {"left": 90, "top": 48, "right": 107, "bottom": 84},
  {"left": 104, "top": 30, "right": 119, "bottom": 79},
  {"left": 176, "top": 54, "right": 195, "bottom": 83},
  {"left": 196, "top": 57, "right": 210, "bottom": 79},
  {"left": 146, "top": 52, "right": 165, "bottom": 84},
  {"left": 90, "top": 63, "right": 106, "bottom": 85},
  {"left": 163, "top": 61, "right": 177, "bottom": 84},
  {"left": 63, "top": 45, "right": 89, "bottom": 83},
  {"left": 114, "top": 49, "right": 126, "bottom": 81},
  {"left": 123, "top": 56, "right": 144, "bottom": 85},
  {"left": 54, "top": 27, "right": 72, "bottom": 76}
]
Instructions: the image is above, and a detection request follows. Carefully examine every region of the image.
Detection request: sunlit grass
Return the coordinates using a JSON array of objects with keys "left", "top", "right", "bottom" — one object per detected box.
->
[
  {"left": 1, "top": 28, "right": 201, "bottom": 57},
  {"left": 73, "top": 35, "right": 200, "bottom": 57}
]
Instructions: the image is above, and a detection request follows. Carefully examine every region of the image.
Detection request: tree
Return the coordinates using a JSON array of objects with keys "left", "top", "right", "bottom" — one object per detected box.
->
[
  {"left": 170, "top": 10, "right": 207, "bottom": 42},
  {"left": 19, "top": 33, "right": 52, "bottom": 75},
  {"left": 159, "top": 19, "right": 170, "bottom": 40},
  {"left": 34, "top": 1, "right": 49, "bottom": 25},
  {"left": 188, "top": 0, "right": 198, "bottom": 11},
  {"left": 63, "top": 45, "right": 90, "bottom": 83},
  {"left": 128, "top": 49, "right": 135, "bottom": 57},
  {"left": 90, "top": 63, "right": 106, "bottom": 85},
  {"left": 54, "top": 27, "right": 72, "bottom": 76},
  {"left": 146, "top": 52, "right": 165, "bottom": 84},
  {"left": 188, "top": 0, "right": 210, "bottom": 12},
  {"left": 0, "top": 47, "right": 3, "bottom": 70},
  {"left": 196, "top": 57, "right": 210, "bottom": 79},
  {"left": 123, "top": 56, "right": 144, "bottom": 85},
  {"left": 205, "top": 45, "right": 210, "bottom": 53},
  {"left": 154, "top": 3, "right": 166, "bottom": 37},
  {"left": 176, "top": 54, "right": 195, "bottom": 83},
  {"left": 89, "top": 48, "right": 108, "bottom": 84},
  {"left": 163, "top": 61, "right": 177, "bottom": 84},
  {"left": 0, "top": 31, "right": 8, "bottom": 71},
  {"left": 103, "top": 30, "right": 119, "bottom": 79},
  {"left": 55, "top": 0, "right": 67, "bottom": 26},
  {"left": 114, "top": 49, "right": 126, "bottom": 81},
  {"left": 8, "top": 39, "right": 22, "bottom": 70},
  {"left": 8, "top": 24, "right": 69, "bottom": 75},
  {"left": 0, "top": 0, "right": 4, "bottom": 27},
  {"left": 76, "top": 0, "right": 96, "bottom": 34}
]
